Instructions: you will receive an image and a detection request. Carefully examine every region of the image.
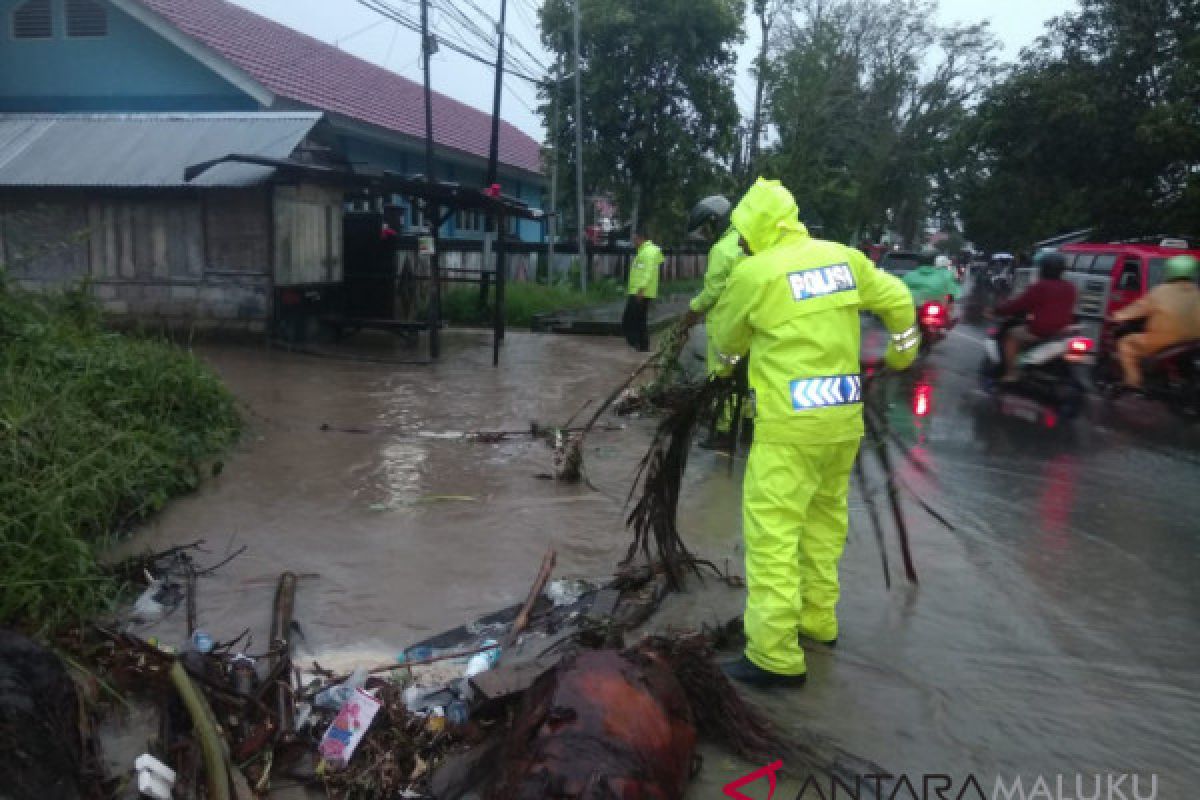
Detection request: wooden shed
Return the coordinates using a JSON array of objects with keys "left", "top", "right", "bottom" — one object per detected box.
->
[{"left": 0, "top": 111, "right": 346, "bottom": 333}]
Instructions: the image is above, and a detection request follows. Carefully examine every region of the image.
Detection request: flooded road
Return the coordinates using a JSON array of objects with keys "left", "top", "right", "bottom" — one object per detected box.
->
[{"left": 117, "top": 323, "right": 1200, "bottom": 798}]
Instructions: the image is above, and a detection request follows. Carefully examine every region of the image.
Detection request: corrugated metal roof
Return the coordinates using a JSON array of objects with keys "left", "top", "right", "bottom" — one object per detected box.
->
[{"left": 0, "top": 112, "right": 325, "bottom": 188}]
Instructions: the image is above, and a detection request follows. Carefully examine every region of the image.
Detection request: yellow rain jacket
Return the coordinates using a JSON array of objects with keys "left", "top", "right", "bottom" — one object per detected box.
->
[
  {"left": 627, "top": 240, "right": 664, "bottom": 299},
  {"left": 693, "top": 227, "right": 747, "bottom": 392},
  {"left": 690, "top": 227, "right": 744, "bottom": 314},
  {"left": 708, "top": 178, "right": 917, "bottom": 677}
]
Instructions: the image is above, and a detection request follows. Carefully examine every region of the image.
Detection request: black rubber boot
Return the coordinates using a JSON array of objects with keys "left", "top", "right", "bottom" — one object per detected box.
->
[
  {"left": 799, "top": 632, "right": 838, "bottom": 648},
  {"left": 721, "top": 656, "right": 807, "bottom": 689}
]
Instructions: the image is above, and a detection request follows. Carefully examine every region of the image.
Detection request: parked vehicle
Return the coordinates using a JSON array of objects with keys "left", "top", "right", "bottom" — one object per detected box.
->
[{"left": 980, "top": 317, "right": 1095, "bottom": 424}]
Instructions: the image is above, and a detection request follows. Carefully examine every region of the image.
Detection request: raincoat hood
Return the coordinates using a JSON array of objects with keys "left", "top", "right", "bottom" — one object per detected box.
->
[{"left": 731, "top": 178, "right": 808, "bottom": 255}]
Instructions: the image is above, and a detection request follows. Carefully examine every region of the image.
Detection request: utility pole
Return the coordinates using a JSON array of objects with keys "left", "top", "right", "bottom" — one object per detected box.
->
[
  {"left": 485, "top": 0, "right": 508, "bottom": 188},
  {"left": 547, "top": 53, "right": 562, "bottom": 283},
  {"left": 748, "top": 0, "right": 777, "bottom": 178},
  {"left": 421, "top": 0, "right": 440, "bottom": 359},
  {"left": 573, "top": 0, "right": 586, "bottom": 291},
  {"left": 485, "top": 0, "right": 509, "bottom": 363}
]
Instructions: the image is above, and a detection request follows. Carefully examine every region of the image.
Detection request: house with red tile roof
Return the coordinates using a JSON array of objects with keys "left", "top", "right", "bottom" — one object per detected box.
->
[{"left": 0, "top": 0, "right": 546, "bottom": 242}]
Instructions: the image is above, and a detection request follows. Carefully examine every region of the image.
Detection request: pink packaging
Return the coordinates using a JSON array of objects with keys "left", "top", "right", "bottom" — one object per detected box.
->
[{"left": 318, "top": 688, "right": 382, "bottom": 769}]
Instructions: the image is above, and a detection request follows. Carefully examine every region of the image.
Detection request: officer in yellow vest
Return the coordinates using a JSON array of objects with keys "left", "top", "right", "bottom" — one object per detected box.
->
[
  {"left": 709, "top": 179, "right": 919, "bottom": 687},
  {"left": 623, "top": 231, "right": 664, "bottom": 352}
]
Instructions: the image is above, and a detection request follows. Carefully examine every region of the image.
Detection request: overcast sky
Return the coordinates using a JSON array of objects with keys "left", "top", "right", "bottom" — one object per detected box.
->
[{"left": 229, "top": 0, "right": 1078, "bottom": 141}]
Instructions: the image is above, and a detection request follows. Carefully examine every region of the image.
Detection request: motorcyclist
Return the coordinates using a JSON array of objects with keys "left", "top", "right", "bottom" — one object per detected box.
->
[
  {"left": 902, "top": 254, "right": 962, "bottom": 308},
  {"left": 1109, "top": 254, "right": 1200, "bottom": 390},
  {"left": 992, "top": 251, "right": 1077, "bottom": 382}
]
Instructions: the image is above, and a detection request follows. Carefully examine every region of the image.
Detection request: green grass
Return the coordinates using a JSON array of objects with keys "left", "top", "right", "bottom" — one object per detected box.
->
[
  {"left": 0, "top": 276, "right": 240, "bottom": 632},
  {"left": 441, "top": 277, "right": 705, "bottom": 328}
]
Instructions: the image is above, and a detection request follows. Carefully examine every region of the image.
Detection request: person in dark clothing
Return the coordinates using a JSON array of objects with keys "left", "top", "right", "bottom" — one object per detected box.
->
[{"left": 993, "top": 252, "right": 1077, "bottom": 381}]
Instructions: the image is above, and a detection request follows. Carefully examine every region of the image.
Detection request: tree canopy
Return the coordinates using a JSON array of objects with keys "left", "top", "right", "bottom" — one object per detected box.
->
[
  {"left": 536, "top": 0, "right": 1199, "bottom": 252},
  {"left": 957, "top": 0, "right": 1200, "bottom": 250},
  {"left": 539, "top": 0, "right": 744, "bottom": 241}
]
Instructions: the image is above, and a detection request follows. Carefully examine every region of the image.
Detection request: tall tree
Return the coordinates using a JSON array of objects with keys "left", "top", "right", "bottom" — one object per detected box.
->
[
  {"left": 763, "top": 0, "right": 999, "bottom": 244},
  {"left": 540, "top": 0, "right": 744, "bottom": 240},
  {"left": 958, "top": 0, "right": 1200, "bottom": 249}
]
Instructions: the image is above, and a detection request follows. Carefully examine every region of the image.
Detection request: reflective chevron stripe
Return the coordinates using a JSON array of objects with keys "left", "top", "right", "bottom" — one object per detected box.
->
[
  {"left": 789, "top": 374, "right": 863, "bottom": 410},
  {"left": 892, "top": 325, "right": 920, "bottom": 351}
]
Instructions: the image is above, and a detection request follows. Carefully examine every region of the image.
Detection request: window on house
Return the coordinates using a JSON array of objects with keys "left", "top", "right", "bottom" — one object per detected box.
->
[
  {"left": 13, "top": 0, "right": 52, "bottom": 39},
  {"left": 66, "top": 0, "right": 107, "bottom": 36},
  {"left": 456, "top": 209, "right": 484, "bottom": 233}
]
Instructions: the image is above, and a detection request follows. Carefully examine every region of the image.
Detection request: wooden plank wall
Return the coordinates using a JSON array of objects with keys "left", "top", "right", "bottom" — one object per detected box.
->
[
  {"left": 85, "top": 198, "right": 205, "bottom": 280},
  {"left": 205, "top": 188, "right": 270, "bottom": 272},
  {"left": 274, "top": 184, "right": 344, "bottom": 286}
]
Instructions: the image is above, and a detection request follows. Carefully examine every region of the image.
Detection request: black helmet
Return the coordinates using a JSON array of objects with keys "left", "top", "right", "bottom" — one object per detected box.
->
[
  {"left": 1035, "top": 251, "right": 1066, "bottom": 279},
  {"left": 687, "top": 195, "right": 732, "bottom": 235}
]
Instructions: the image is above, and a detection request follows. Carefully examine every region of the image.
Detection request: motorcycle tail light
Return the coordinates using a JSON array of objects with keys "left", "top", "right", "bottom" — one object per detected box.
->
[
  {"left": 913, "top": 383, "right": 932, "bottom": 417},
  {"left": 1068, "top": 337, "right": 1094, "bottom": 354}
]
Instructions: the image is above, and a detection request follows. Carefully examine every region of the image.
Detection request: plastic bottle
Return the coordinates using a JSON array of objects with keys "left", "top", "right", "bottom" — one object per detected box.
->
[
  {"left": 463, "top": 640, "right": 501, "bottom": 679},
  {"left": 314, "top": 665, "right": 368, "bottom": 710},
  {"left": 190, "top": 630, "right": 214, "bottom": 654},
  {"left": 446, "top": 699, "right": 470, "bottom": 726}
]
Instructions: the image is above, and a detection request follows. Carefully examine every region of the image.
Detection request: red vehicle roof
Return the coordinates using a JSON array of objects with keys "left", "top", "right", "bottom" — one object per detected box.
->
[
  {"left": 133, "top": 0, "right": 543, "bottom": 175},
  {"left": 1062, "top": 242, "right": 1200, "bottom": 258}
]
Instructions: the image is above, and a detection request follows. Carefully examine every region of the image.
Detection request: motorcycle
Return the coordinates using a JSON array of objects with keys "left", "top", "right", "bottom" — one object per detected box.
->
[
  {"left": 980, "top": 317, "right": 1094, "bottom": 424},
  {"left": 1094, "top": 320, "right": 1200, "bottom": 417},
  {"left": 917, "top": 298, "right": 955, "bottom": 354}
]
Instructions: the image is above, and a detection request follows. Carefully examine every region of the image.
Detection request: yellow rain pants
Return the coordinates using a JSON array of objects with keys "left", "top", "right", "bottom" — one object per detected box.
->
[{"left": 743, "top": 439, "right": 860, "bottom": 676}]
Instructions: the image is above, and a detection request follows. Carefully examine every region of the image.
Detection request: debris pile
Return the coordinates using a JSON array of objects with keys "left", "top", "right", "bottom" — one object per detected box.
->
[{"left": 68, "top": 544, "right": 840, "bottom": 800}]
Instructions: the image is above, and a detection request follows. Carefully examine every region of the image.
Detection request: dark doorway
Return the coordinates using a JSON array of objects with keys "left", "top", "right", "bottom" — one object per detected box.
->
[{"left": 343, "top": 212, "right": 395, "bottom": 320}]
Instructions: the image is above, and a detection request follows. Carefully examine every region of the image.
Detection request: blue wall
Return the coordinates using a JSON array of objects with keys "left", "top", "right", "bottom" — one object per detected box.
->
[{"left": 0, "top": 0, "right": 255, "bottom": 111}]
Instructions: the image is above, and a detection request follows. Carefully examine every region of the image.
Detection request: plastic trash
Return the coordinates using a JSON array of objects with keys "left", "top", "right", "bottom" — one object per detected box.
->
[
  {"left": 135, "top": 754, "right": 175, "bottom": 800},
  {"left": 230, "top": 655, "right": 257, "bottom": 697},
  {"left": 315, "top": 665, "right": 368, "bottom": 710},
  {"left": 403, "top": 686, "right": 455, "bottom": 713},
  {"left": 132, "top": 581, "right": 166, "bottom": 623},
  {"left": 446, "top": 699, "right": 470, "bottom": 726},
  {"left": 294, "top": 702, "right": 313, "bottom": 732},
  {"left": 546, "top": 579, "right": 591, "bottom": 607},
  {"left": 426, "top": 706, "right": 446, "bottom": 733},
  {"left": 464, "top": 639, "right": 501, "bottom": 679},
  {"left": 190, "top": 630, "right": 214, "bottom": 654},
  {"left": 318, "top": 688, "right": 381, "bottom": 770}
]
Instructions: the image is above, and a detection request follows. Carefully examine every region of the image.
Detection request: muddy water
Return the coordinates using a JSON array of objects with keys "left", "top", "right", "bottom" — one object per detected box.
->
[
  {"left": 117, "top": 331, "right": 655, "bottom": 659},
  {"left": 114, "top": 327, "right": 1200, "bottom": 799}
]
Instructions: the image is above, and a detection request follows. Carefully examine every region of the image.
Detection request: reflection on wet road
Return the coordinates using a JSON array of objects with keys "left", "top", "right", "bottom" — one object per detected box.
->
[{"left": 117, "top": 324, "right": 1199, "bottom": 797}]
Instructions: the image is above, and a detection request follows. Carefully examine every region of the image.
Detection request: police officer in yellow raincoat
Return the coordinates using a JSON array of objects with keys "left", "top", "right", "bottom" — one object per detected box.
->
[
  {"left": 682, "top": 196, "right": 746, "bottom": 446},
  {"left": 709, "top": 179, "right": 919, "bottom": 687}
]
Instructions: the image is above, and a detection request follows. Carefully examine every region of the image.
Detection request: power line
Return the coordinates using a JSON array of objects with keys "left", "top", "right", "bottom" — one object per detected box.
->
[
  {"left": 356, "top": 0, "right": 542, "bottom": 83},
  {"left": 435, "top": 0, "right": 548, "bottom": 75},
  {"left": 503, "top": 78, "right": 539, "bottom": 115}
]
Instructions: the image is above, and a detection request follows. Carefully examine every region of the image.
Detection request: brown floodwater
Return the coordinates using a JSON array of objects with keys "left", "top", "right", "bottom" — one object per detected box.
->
[{"left": 110, "top": 326, "right": 1200, "bottom": 799}]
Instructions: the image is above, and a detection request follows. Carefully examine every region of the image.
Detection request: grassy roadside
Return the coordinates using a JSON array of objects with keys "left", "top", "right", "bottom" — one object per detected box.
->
[
  {"left": 0, "top": 277, "right": 240, "bottom": 632},
  {"left": 442, "top": 278, "right": 705, "bottom": 328}
]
